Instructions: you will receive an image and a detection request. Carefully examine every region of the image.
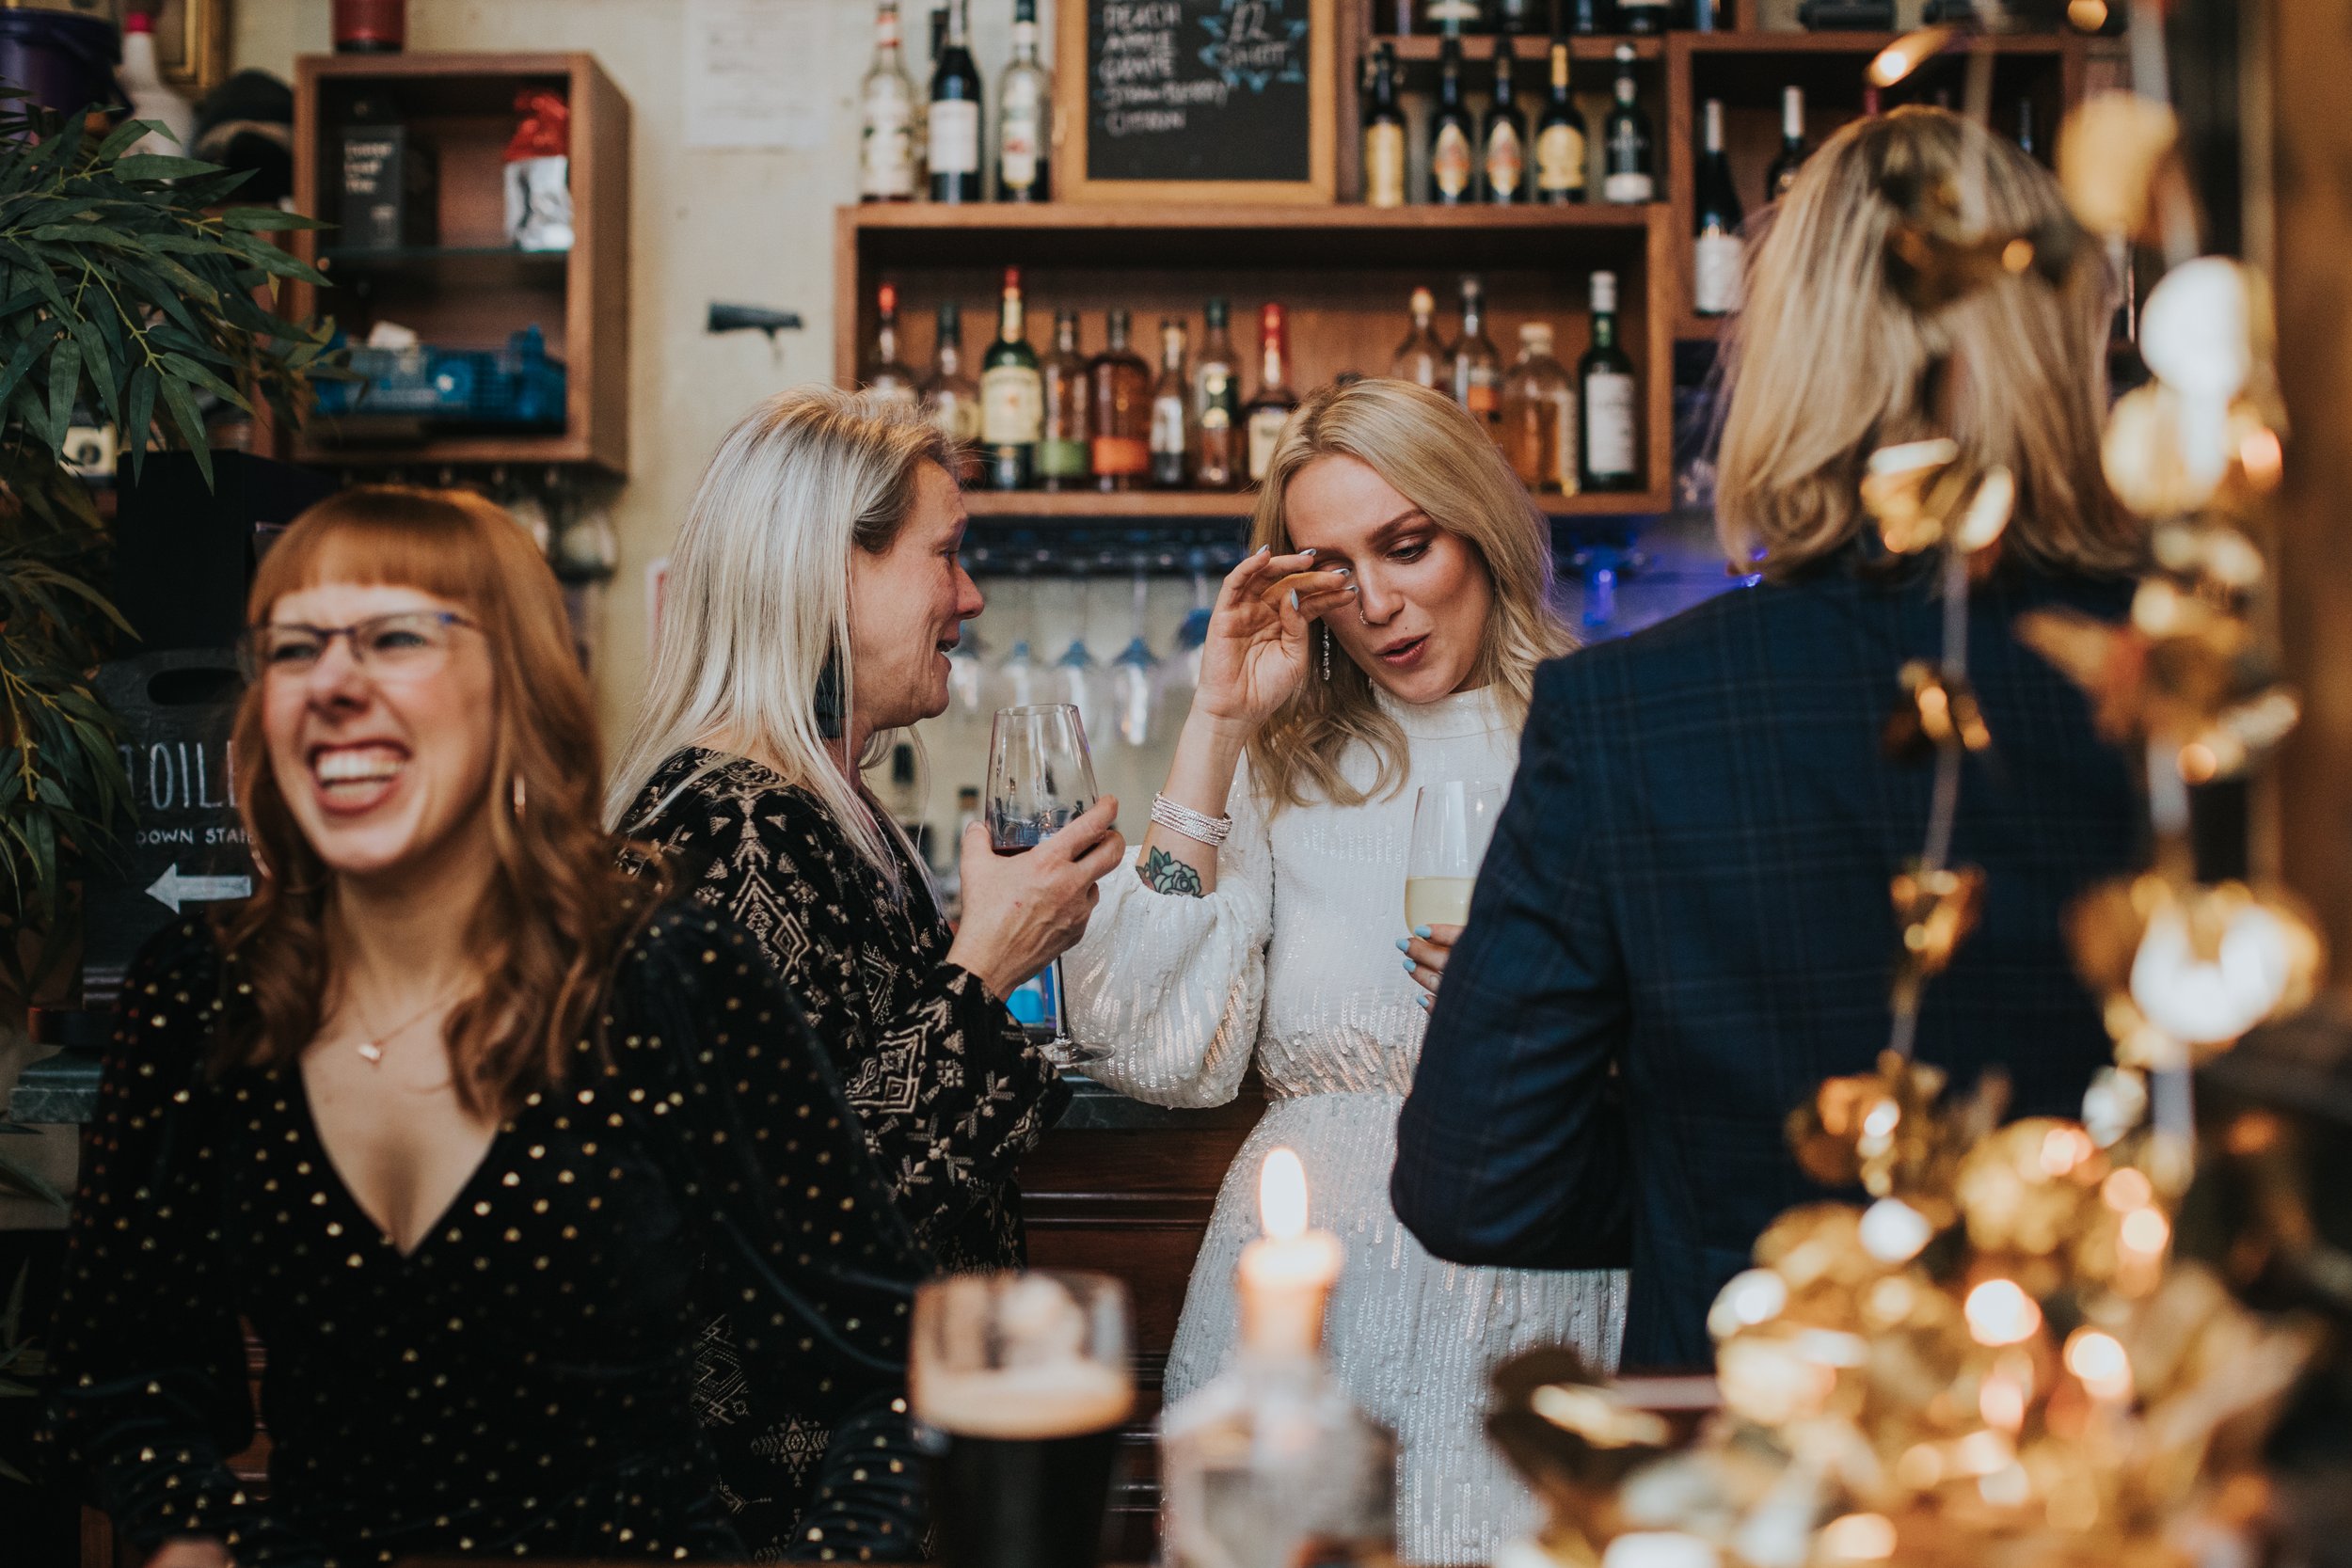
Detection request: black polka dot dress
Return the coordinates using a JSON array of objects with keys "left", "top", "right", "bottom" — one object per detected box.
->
[{"left": 42, "top": 907, "right": 933, "bottom": 1566}]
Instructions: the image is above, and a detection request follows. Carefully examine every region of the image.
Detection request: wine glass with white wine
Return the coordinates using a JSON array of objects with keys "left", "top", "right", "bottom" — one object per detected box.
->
[{"left": 1405, "top": 781, "right": 1505, "bottom": 934}]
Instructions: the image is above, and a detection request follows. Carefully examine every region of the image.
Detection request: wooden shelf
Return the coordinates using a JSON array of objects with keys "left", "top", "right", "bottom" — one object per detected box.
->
[
  {"left": 845, "top": 201, "right": 1660, "bottom": 233},
  {"left": 960, "top": 488, "right": 1668, "bottom": 520},
  {"left": 1375, "top": 33, "right": 1667, "bottom": 61},
  {"left": 289, "top": 52, "right": 632, "bottom": 476},
  {"left": 1674, "top": 27, "right": 2080, "bottom": 55}
]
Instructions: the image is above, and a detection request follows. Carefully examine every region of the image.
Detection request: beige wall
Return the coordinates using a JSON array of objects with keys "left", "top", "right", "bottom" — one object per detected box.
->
[{"left": 230, "top": 0, "right": 1047, "bottom": 744}]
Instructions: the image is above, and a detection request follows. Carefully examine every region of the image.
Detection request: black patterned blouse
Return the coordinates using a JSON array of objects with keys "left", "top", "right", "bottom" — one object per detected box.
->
[{"left": 43, "top": 905, "right": 931, "bottom": 1568}]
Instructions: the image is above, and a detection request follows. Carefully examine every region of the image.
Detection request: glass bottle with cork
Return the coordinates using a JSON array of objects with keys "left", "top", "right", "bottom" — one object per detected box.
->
[
  {"left": 1601, "top": 44, "right": 1655, "bottom": 204},
  {"left": 1428, "top": 30, "right": 1476, "bottom": 207},
  {"left": 1692, "top": 98, "right": 1745, "bottom": 317},
  {"left": 1391, "top": 288, "right": 1446, "bottom": 388},
  {"left": 980, "top": 269, "right": 1042, "bottom": 490},
  {"left": 1765, "top": 86, "right": 1808, "bottom": 202},
  {"left": 1039, "top": 311, "right": 1091, "bottom": 493},
  {"left": 927, "top": 0, "right": 983, "bottom": 202},
  {"left": 922, "top": 298, "right": 983, "bottom": 484},
  {"left": 1447, "top": 277, "right": 1503, "bottom": 437},
  {"left": 1243, "top": 304, "right": 1299, "bottom": 485},
  {"left": 1362, "top": 43, "right": 1406, "bottom": 209},
  {"left": 996, "top": 0, "right": 1051, "bottom": 200},
  {"left": 1578, "top": 271, "right": 1639, "bottom": 493},
  {"left": 859, "top": 0, "right": 917, "bottom": 202},
  {"left": 1481, "top": 34, "right": 1528, "bottom": 205},
  {"left": 862, "top": 280, "right": 920, "bottom": 408},
  {"left": 1194, "top": 298, "right": 1243, "bottom": 491},
  {"left": 1150, "top": 321, "right": 1192, "bottom": 490},
  {"left": 1089, "top": 309, "right": 1152, "bottom": 493},
  {"left": 1534, "top": 35, "right": 1587, "bottom": 205},
  {"left": 1502, "top": 324, "right": 1577, "bottom": 494}
]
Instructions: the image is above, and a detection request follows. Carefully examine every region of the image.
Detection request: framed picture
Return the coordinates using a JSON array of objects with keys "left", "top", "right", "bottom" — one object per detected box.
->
[
  {"left": 1056, "top": 0, "right": 1336, "bottom": 205},
  {"left": 154, "top": 0, "right": 231, "bottom": 95}
]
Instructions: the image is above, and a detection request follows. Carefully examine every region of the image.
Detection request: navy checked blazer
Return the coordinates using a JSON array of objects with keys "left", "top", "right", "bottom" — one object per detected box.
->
[{"left": 1391, "top": 554, "right": 2141, "bottom": 1371}]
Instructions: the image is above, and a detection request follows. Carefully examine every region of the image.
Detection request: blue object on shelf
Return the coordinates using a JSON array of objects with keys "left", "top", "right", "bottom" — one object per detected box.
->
[{"left": 315, "top": 325, "right": 567, "bottom": 429}]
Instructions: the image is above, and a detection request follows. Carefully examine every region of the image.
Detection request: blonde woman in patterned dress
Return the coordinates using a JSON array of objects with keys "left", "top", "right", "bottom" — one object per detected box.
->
[
  {"left": 607, "top": 388, "right": 1124, "bottom": 1553},
  {"left": 1069, "top": 378, "right": 1627, "bottom": 1566}
]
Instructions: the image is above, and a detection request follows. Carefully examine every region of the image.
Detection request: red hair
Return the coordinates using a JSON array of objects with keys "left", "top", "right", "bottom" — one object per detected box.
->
[{"left": 214, "top": 485, "right": 653, "bottom": 1115}]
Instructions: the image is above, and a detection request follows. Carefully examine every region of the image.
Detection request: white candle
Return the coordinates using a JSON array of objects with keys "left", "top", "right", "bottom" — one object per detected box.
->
[{"left": 1235, "top": 1148, "right": 1343, "bottom": 1357}]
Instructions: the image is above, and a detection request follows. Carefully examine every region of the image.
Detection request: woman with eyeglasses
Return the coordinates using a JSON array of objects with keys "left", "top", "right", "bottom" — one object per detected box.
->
[{"left": 44, "top": 486, "right": 932, "bottom": 1567}]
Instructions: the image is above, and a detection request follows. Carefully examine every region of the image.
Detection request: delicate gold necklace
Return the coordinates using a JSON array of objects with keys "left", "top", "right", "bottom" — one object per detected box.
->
[{"left": 350, "top": 981, "right": 466, "bottom": 1066}]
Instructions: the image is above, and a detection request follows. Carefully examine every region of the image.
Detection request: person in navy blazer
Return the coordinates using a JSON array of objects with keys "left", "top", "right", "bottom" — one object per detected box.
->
[{"left": 1391, "top": 107, "right": 2146, "bottom": 1372}]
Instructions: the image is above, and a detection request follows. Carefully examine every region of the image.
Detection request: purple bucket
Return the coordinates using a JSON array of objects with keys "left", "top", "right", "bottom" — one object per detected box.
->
[{"left": 0, "top": 10, "right": 119, "bottom": 121}]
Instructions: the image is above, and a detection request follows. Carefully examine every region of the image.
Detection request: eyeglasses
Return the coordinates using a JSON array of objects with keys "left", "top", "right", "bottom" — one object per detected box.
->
[{"left": 241, "top": 610, "right": 478, "bottom": 680}]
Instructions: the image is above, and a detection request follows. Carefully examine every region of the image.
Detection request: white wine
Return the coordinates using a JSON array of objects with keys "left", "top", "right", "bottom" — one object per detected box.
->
[{"left": 1404, "top": 877, "right": 1476, "bottom": 930}]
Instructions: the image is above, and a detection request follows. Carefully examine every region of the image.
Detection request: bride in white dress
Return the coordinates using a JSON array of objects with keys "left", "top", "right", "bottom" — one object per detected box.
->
[{"left": 1068, "top": 378, "right": 1627, "bottom": 1566}]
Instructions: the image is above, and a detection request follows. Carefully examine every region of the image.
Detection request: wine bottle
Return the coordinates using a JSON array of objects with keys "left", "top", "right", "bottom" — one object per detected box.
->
[
  {"left": 1692, "top": 99, "right": 1744, "bottom": 317},
  {"left": 1482, "top": 35, "right": 1529, "bottom": 205},
  {"left": 1150, "top": 321, "right": 1192, "bottom": 490},
  {"left": 927, "top": 0, "right": 982, "bottom": 203},
  {"left": 1363, "top": 43, "right": 1407, "bottom": 209},
  {"left": 1616, "top": 0, "right": 1675, "bottom": 34},
  {"left": 922, "top": 298, "right": 983, "bottom": 483},
  {"left": 1039, "top": 310, "right": 1091, "bottom": 492},
  {"left": 1429, "top": 30, "right": 1476, "bottom": 207},
  {"left": 1089, "top": 310, "right": 1152, "bottom": 492},
  {"left": 1600, "top": 46, "right": 1654, "bottom": 204},
  {"left": 1494, "top": 0, "right": 1539, "bottom": 33},
  {"left": 1244, "top": 304, "right": 1300, "bottom": 484},
  {"left": 1764, "top": 86, "right": 1806, "bottom": 202},
  {"left": 862, "top": 281, "right": 920, "bottom": 407},
  {"left": 1391, "top": 288, "right": 1446, "bottom": 388},
  {"left": 1567, "top": 0, "right": 1601, "bottom": 31},
  {"left": 858, "top": 0, "right": 917, "bottom": 202},
  {"left": 1534, "top": 38, "right": 1587, "bottom": 205},
  {"left": 996, "top": 0, "right": 1051, "bottom": 200},
  {"left": 1447, "top": 277, "right": 1503, "bottom": 436},
  {"left": 1578, "top": 272, "right": 1638, "bottom": 492},
  {"left": 979, "top": 268, "right": 1041, "bottom": 489},
  {"left": 1195, "top": 297, "right": 1242, "bottom": 490}
]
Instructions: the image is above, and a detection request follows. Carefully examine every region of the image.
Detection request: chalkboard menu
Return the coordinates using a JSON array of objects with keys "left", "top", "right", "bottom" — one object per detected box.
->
[{"left": 1060, "top": 0, "right": 1334, "bottom": 202}]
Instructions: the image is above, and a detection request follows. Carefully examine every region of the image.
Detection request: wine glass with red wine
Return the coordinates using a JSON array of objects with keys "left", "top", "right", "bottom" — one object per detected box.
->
[{"left": 985, "top": 703, "right": 1106, "bottom": 1068}]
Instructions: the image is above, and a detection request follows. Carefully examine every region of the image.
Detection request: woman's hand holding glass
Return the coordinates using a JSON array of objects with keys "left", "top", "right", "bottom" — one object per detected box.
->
[{"left": 946, "top": 797, "right": 1126, "bottom": 1004}]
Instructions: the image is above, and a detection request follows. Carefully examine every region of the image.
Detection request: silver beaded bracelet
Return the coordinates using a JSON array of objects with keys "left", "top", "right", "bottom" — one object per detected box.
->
[{"left": 1151, "top": 794, "right": 1233, "bottom": 847}]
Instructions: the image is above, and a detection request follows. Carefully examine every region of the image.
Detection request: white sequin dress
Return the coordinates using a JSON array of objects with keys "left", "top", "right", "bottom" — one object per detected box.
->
[{"left": 1067, "top": 687, "right": 1627, "bottom": 1567}]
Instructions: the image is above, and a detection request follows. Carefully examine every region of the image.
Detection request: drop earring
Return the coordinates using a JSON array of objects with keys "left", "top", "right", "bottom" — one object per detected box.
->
[
  {"left": 1321, "top": 623, "right": 1331, "bottom": 682},
  {"left": 512, "top": 774, "right": 528, "bottom": 819}
]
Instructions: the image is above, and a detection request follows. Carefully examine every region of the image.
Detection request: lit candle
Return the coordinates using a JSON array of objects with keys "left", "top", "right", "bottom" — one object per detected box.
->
[{"left": 1235, "top": 1148, "right": 1344, "bottom": 1357}]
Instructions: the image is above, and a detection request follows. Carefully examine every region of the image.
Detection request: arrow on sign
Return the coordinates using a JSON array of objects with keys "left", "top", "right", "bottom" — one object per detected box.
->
[{"left": 146, "top": 863, "right": 253, "bottom": 913}]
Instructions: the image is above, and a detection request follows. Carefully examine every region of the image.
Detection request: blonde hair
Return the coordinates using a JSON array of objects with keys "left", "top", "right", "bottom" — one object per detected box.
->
[
  {"left": 1246, "top": 377, "right": 1577, "bottom": 810},
  {"left": 606, "top": 387, "right": 954, "bottom": 879},
  {"left": 1717, "top": 105, "right": 2137, "bottom": 579}
]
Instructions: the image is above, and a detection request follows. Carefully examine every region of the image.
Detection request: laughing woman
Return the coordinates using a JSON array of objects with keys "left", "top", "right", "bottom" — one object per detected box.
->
[{"left": 1067, "top": 378, "right": 1626, "bottom": 1566}]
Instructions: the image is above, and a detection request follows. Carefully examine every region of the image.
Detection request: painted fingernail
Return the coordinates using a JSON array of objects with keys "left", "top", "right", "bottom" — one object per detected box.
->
[
  {"left": 1302, "top": 547, "right": 1317, "bottom": 557},
  {"left": 1417, "top": 994, "right": 1432, "bottom": 1010},
  {"left": 1333, "top": 566, "right": 1353, "bottom": 577},
  {"left": 1394, "top": 937, "right": 1411, "bottom": 952},
  {"left": 1287, "top": 589, "right": 1300, "bottom": 610},
  {"left": 1402, "top": 958, "right": 1417, "bottom": 974},
  {"left": 1256, "top": 544, "right": 1271, "bottom": 556}
]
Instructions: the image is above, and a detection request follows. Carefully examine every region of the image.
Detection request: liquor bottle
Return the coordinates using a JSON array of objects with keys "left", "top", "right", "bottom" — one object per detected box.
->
[
  {"left": 927, "top": 0, "right": 982, "bottom": 203},
  {"left": 1502, "top": 324, "right": 1577, "bottom": 494},
  {"left": 120, "top": 11, "right": 197, "bottom": 156},
  {"left": 859, "top": 0, "right": 918, "bottom": 202},
  {"left": 1534, "top": 38, "right": 1587, "bottom": 205},
  {"left": 1568, "top": 0, "right": 1601, "bottom": 30},
  {"left": 1244, "top": 303, "right": 1300, "bottom": 484},
  {"left": 2015, "top": 97, "right": 2040, "bottom": 163},
  {"left": 1692, "top": 99, "right": 1744, "bottom": 317},
  {"left": 1600, "top": 46, "right": 1655, "bottom": 205},
  {"left": 1089, "top": 309, "right": 1152, "bottom": 492},
  {"left": 997, "top": 0, "right": 1051, "bottom": 200},
  {"left": 333, "top": 0, "right": 405, "bottom": 52},
  {"left": 1425, "top": 0, "right": 1486, "bottom": 34},
  {"left": 922, "top": 298, "right": 983, "bottom": 483},
  {"left": 1151, "top": 321, "right": 1192, "bottom": 490},
  {"left": 1764, "top": 87, "right": 1807, "bottom": 202},
  {"left": 1039, "top": 310, "right": 1092, "bottom": 492},
  {"left": 1161, "top": 1154, "right": 1399, "bottom": 1568},
  {"left": 1482, "top": 35, "right": 1529, "bottom": 205},
  {"left": 862, "top": 281, "right": 921, "bottom": 407},
  {"left": 1391, "top": 288, "right": 1446, "bottom": 388},
  {"left": 1616, "top": 0, "right": 1675, "bottom": 33},
  {"left": 979, "top": 268, "right": 1042, "bottom": 489},
  {"left": 1578, "top": 271, "right": 1638, "bottom": 492},
  {"left": 1363, "top": 43, "right": 1407, "bottom": 209},
  {"left": 1195, "top": 297, "right": 1243, "bottom": 490},
  {"left": 1429, "top": 31, "right": 1476, "bottom": 207},
  {"left": 1493, "top": 0, "right": 1540, "bottom": 32},
  {"left": 1447, "top": 277, "right": 1503, "bottom": 436}
]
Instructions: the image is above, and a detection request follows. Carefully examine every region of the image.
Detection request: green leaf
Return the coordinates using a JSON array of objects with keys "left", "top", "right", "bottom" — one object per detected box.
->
[
  {"left": 109, "top": 153, "right": 221, "bottom": 182},
  {"left": 157, "top": 372, "right": 212, "bottom": 487},
  {"left": 92, "top": 118, "right": 155, "bottom": 164},
  {"left": 160, "top": 352, "right": 250, "bottom": 414},
  {"left": 0, "top": 328, "right": 50, "bottom": 413},
  {"left": 40, "top": 335, "right": 76, "bottom": 454},
  {"left": 25, "top": 223, "right": 134, "bottom": 248},
  {"left": 123, "top": 362, "right": 155, "bottom": 476}
]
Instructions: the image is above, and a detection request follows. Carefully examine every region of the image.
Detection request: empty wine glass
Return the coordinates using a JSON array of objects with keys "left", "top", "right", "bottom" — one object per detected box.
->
[
  {"left": 987, "top": 704, "right": 1109, "bottom": 1069},
  {"left": 1055, "top": 636, "right": 1103, "bottom": 745},
  {"left": 947, "top": 624, "right": 988, "bottom": 721},
  {"left": 996, "top": 638, "right": 1040, "bottom": 710},
  {"left": 1171, "top": 550, "right": 1214, "bottom": 695},
  {"left": 1110, "top": 563, "right": 1161, "bottom": 749},
  {"left": 1405, "top": 781, "right": 1505, "bottom": 934}
]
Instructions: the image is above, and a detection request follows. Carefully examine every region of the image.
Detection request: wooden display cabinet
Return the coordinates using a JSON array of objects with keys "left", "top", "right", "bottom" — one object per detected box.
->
[
  {"left": 835, "top": 202, "right": 1677, "bottom": 518},
  {"left": 289, "top": 53, "right": 631, "bottom": 475}
]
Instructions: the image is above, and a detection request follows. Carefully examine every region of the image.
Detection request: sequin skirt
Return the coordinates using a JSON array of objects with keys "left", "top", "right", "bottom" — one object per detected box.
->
[{"left": 1164, "top": 1089, "right": 1628, "bottom": 1568}]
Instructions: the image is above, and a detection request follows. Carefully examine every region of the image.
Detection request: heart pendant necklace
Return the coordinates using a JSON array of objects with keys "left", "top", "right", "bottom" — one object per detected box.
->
[{"left": 351, "top": 982, "right": 465, "bottom": 1067}]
